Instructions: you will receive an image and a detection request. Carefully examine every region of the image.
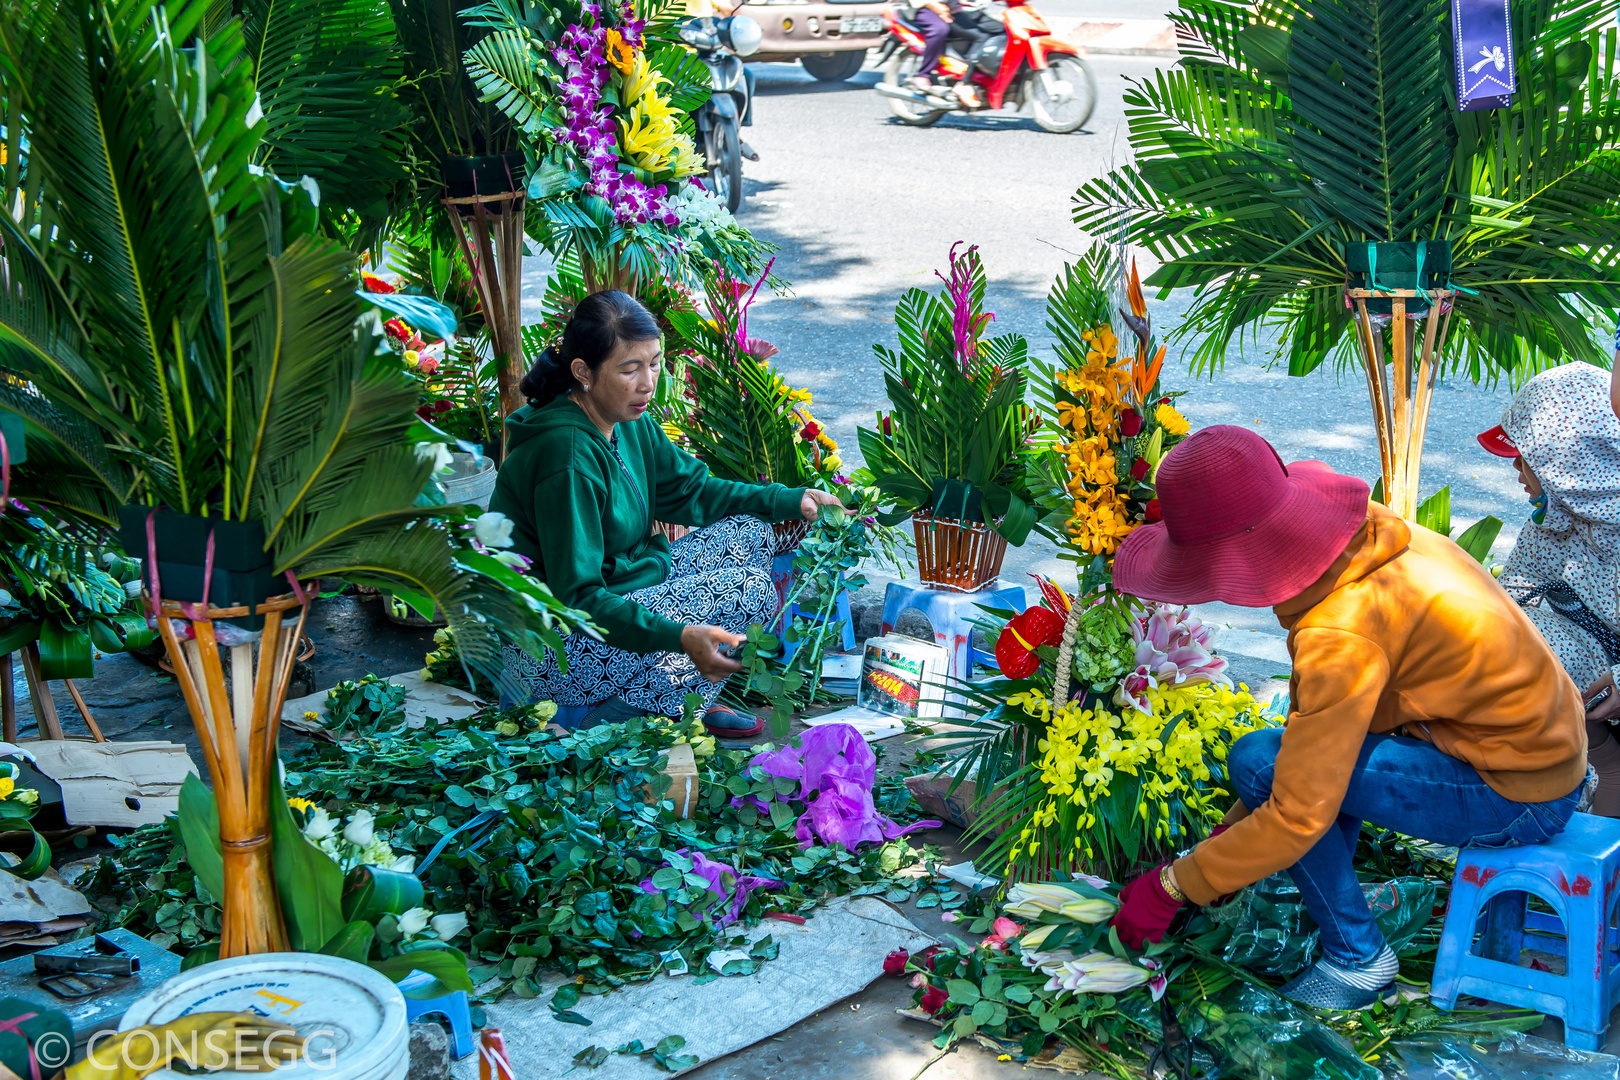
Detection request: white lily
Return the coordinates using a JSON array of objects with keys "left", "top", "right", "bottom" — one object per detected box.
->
[
  {"left": 1004, "top": 883, "right": 1117, "bottom": 924},
  {"left": 1043, "top": 951, "right": 1152, "bottom": 996}
]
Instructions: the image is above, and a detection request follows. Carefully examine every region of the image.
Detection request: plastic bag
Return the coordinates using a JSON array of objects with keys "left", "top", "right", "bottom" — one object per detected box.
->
[
  {"left": 1181, "top": 981, "right": 1380, "bottom": 1080},
  {"left": 1219, "top": 874, "right": 1438, "bottom": 979},
  {"left": 1387, "top": 1031, "right": 1620, "bottom": 1080}
]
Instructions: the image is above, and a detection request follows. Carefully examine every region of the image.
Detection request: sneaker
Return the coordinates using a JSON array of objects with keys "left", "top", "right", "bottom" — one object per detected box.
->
[{"left": 1277, "top": 963, "right": 1399, "bottom": 1011}]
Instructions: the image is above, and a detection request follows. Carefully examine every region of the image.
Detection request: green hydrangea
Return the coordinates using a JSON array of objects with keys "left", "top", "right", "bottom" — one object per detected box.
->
[{"left": 1071, "top": 604, "right": 1135, "bottom": 690}]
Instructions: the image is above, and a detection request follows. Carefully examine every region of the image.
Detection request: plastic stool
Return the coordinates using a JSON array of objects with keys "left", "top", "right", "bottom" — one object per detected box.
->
[
  {"left": 878, "top": 579, "right": 1026, "bottom": 683},
  {"left": 773, "top": 552, "right": 857, "bottom": 662},
  {"left": 399, "top": 969, "right": 476, "bottom": 1059},
  {"left": 1430, "top": 811, "right": 1620, "bottom": 1050}
]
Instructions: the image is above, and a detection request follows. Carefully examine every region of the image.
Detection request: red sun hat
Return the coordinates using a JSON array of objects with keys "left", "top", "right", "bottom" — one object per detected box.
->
[
  {"left": 1476, "top": 423, "right": 1520, "bottom": 458},
  {"left": 1112, "top": 426, "right": 1371, "bottom": 608}
]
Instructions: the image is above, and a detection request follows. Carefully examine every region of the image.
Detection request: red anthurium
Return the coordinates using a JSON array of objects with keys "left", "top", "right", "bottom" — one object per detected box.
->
[{"left": 994, "top": 606, "right": 1066, "bottom": 679}]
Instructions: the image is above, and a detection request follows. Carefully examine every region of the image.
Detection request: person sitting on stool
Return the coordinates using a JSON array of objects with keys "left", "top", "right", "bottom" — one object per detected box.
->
[
  {"left": 1107, "top": 426, "right": 1586, "bottom": 1011},
  {"left": 490, "top": 290, "right": 842, "bottom": 736}
]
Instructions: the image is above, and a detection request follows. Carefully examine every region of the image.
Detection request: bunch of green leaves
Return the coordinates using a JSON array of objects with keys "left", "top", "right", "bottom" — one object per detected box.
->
[
  {"left": 572, "top": 1034, "right": 698, "bottom": 1072},
  {"left": 323, "top": 675, "right": 409, "bottom": 737},
  {"left": 0, "top": 0, "right": 587, "bottom": 698},
  {"left": 171, "top": 774, "right": 474, "bottom": 992},
  {"left": 660, "top": 266, "right": 814, "bottom": 488},
  {"left": 732, "top": 495, "right": 891, "bottom": 737},
  {"left": 1376, "top": 482, "right": 1504, "bottom": 564},
  {"left": 87, "top": 821, "right": 223, "bottom": 953},
  {"left": 1074, "top": 0, "right": 1620, "bottom": 380},
  {"left": 856, "top": 245, "right": 1038, "bottom": 545},
  {"left": 0, "top": 509, "right": 153, "bottom": 681}
]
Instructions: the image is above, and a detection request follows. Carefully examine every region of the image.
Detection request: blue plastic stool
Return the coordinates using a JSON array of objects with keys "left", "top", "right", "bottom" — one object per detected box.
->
[
  {"left": 773, "top": 552, "right": 856, "bottom": 662},
  {"left": 878, "top": 579, "right": 1026, "bottom": 683},
  {"left": 399, "top": 969, "right": 476, "bottom": 1060},
  {"left": 1431, "top": 811, "right": 1620, "bottom": 1050}
]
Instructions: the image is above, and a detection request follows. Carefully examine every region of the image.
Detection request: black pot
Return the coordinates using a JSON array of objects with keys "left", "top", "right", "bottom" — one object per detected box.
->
[
  {"left": 118, "top": 506, "right": 278, "bottom": 630},
  {"left": 441, "top": 152, "right": 527, "bottom": 204},
  {"left": 1344, "top": 240, "right": 1453, "bottom": 316}
]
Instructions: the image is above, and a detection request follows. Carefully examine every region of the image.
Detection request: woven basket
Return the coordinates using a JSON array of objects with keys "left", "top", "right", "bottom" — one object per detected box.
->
[
  {"left": 772, "top": 519, "right": 810, "bottom": 557},
  {"left": 911, "top": 512, "right": 1008, "bottom": 593}
]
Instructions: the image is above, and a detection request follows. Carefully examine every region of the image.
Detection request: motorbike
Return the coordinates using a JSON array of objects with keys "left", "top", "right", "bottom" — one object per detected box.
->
[
  {"left": 680, "top": 13, "right": 764, "bottom": 212},
  {"left": 873, "top": 0, "right": 1096, "bottom": 133}
]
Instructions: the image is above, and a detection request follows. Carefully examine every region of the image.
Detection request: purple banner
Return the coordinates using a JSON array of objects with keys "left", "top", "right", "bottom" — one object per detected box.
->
[{"left": 1453, "top": 0, "right": 1515, "bottom": 111}]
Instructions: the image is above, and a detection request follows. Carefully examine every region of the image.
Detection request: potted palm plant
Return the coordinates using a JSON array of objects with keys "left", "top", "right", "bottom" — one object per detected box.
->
[
  {"left": 857, "top": 245, "right": 1038, "bottom": 592},
  {"left": 0, "top": 0, "right": 584, "bottom": 959},
  {"left": 1074, "top": 0, "right": 1620, "bottom": 519}
]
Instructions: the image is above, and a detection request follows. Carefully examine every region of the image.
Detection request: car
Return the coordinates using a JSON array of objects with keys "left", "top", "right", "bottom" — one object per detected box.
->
[{"left": 737, "top": 0, "right": 889, "bottom": 80}]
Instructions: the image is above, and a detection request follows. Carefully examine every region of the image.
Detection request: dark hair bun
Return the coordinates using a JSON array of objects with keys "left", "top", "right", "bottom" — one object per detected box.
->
[{"left": 519, "top": 291, "right": 661, "bottom": 408}]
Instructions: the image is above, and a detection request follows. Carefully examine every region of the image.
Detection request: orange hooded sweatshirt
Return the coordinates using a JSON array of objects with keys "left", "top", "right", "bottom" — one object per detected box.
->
[{"left": 1172, "top": 501, "right": 1587, "bottom": 906}]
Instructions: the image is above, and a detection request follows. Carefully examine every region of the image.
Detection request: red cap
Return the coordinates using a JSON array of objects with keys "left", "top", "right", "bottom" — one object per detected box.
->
[{"left": 1476, "top": 424, "right": 1519, "bottom": 458}]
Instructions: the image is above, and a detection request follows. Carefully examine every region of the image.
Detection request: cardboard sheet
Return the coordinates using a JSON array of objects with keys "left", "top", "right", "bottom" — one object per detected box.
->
[
  {"left": 26, "top": 741, "right": 196, "bottom": 827},
  {"left": 453, "top": 897, "right": 935, "bottom": 1078}
]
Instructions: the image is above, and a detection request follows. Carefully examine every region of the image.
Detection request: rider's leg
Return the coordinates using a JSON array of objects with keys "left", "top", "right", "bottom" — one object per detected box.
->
[{"left": 913, "top": 8, "right": 950, "bottom": 86}]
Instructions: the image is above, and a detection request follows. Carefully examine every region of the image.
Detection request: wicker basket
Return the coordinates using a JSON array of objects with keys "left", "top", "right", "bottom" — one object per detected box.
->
[
  {"left": 911, "top": 512, "right": 1008, "bottom": 593},
  {"left": 772, "top": 519, "right": 810, "bottom": 557}
]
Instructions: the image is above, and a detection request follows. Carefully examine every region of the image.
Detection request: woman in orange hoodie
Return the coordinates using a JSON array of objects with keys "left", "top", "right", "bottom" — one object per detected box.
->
[{"left": 1107, "top": 426, "right": 1586, "bottom": 1011}]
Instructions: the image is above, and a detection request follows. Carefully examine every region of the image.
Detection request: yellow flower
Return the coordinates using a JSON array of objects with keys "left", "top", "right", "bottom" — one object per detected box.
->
[
  {"left": 287, "top": 797, "right": 316, "bottom": 814},
  {"left": 605, "top": 29, "right": 637, "bottom": 74},
  {"left": 1156, "top": 402, "right": 1190, "bottom": 436},
  {"left": 0, "top": 777, "right": 14, "bottom": 800},
  {"left": 303, "top": 710, "right": 318, "bottom": 722},
  {"left": 618, "top": 55, "right": 705, "bottom": 179}
]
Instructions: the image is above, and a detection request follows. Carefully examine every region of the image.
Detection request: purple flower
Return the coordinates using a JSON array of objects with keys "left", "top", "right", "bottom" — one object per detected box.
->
[
  {"left": 832, "top": 473, "right": 852, "bottom": 486},
  {"left": 751, "top": 724, "right": 940, "bottom": 849},
  {"left": 934, "top": 242, "right": 994, "bottom": 373}
]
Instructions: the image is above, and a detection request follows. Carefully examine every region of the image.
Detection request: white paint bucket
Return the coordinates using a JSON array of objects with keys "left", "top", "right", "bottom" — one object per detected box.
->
[
  {"left": 441, "top": 453, "right": 497, "bottom": 510},
  {"left": 120, "top": 953, "right": 409, "bottom": 1080}
]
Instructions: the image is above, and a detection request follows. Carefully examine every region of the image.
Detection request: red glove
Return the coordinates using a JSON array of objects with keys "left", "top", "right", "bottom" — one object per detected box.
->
[{"left": 1111, "top": 864, "right": 1182, "bottom": 949}]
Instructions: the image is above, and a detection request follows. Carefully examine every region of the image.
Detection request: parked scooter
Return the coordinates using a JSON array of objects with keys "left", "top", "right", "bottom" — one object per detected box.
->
[
  {"left": 681, "top": 13, "right": 764, "bottom": 212},
  {"left": 873, "top": 0, "right": 1096, "bottom": 133}
]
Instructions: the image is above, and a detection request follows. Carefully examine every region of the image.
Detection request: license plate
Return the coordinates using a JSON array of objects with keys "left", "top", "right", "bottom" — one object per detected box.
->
[{"left": 838, "top": 16, "right": 884, "bottom": 33}]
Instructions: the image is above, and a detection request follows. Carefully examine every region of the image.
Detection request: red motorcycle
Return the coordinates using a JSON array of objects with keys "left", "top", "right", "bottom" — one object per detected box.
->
[{"left": 873, "top": 0, "right": 1096, "bottom": 133}]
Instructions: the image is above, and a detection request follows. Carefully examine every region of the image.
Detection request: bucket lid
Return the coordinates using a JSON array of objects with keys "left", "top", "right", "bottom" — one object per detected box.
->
[{"left": 119, "top": 953, "right": 407, "bottom": 1080}]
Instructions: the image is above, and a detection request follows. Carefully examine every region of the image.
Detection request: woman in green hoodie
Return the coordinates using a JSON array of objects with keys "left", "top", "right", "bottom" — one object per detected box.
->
[{"left": 490, "top": 290, "right": 842, "bottom": 733}]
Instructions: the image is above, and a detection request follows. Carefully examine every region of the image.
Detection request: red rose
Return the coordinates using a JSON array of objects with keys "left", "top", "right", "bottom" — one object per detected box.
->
[
  {"left": 801, "top": 421, "right": 822, "bottom": 441},
  {"left": 1144, "top": 498, "right": 1162, "bottom": 524},
  {"left": 434, "top": 399, "right": 454, "bottom": 414},
  {"left": 916, "top": 944, "right": 942, "bottom": 970},
  {"left": 882, "top": 949, "right": 909, "bottom": 977},
  {"left": 1159, "top": 396, "right": 1171, "bottom": 405},
  {"left": 881, "top": 415, "right": 894, "bottom": 436},
  {"left": 1120, "top": 408, "right": 1143, "bottom": 437},
  {"left": 1130, "top": 457, "right": 1151, "bottom": 481},
  {"left": 415, "top": 406, "right": 433, "bottom": 420},
  {"left": 919, "top": 986, "right": 948, "bottom": 1015}
]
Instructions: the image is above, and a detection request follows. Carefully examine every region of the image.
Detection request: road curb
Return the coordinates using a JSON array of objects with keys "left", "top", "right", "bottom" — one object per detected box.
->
[{"left": 1047, "top": 17, "right": 1178, "bottom": 58}]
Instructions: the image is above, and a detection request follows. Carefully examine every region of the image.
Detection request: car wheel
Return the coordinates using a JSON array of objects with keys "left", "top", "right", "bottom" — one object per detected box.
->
[{"left": 802, "top": 50, "right": 867, "bottom": 81}]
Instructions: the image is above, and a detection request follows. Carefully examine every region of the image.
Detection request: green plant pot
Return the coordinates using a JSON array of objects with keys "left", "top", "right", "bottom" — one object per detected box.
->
[
  {"left": 1344, "top": 240, "right": 1453, "bottom": 316},
  {"left": 117, "top": 506, "right": 278, "bottom": 630},
  {"left": 441, "top": 152, "right": 527, "bottom": 205}
]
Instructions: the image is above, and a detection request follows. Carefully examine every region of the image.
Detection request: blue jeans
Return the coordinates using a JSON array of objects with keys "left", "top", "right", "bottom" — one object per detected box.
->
[{"left": 1227, "top": 729, "right": 1581, "bottom": 967}]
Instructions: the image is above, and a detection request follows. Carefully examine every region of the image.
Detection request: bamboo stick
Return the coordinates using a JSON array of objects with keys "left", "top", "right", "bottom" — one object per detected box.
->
[
  {"left": 158, "top": 622, "right": 222, "bottom": 783},
  {"left": 1352, "top": 299, "right": 1395, "bottom": 499},
  {"left": 230, "top": 643, "right": 254, "bottom": 779},
  {"left": 1389, "top": 296, "right": 1413, "bottom": 518},
  {"left": 1, "top": 653, "right": 13, "bottom": 743},
  {"left": 18, "top": 645, "right": 64, "bottom": 741},
  {"left": 61, "top": 681, "right": 104, "bottom": 742}
]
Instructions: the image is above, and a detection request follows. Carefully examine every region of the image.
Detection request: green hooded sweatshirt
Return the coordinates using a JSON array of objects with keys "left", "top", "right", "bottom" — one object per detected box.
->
[{"left": 489, "top": 395, "right": 805, "bottom": 654}]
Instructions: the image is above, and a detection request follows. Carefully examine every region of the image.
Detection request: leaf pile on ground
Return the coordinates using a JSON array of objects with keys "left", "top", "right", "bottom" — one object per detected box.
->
[{"left": 87, "top": 706, "right": 938, "bottom": 1001}]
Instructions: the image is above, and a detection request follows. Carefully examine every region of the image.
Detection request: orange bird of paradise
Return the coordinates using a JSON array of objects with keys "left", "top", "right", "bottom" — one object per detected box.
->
[{"left": 1120, "top": 258, "right": 1165, "bottom": 410}]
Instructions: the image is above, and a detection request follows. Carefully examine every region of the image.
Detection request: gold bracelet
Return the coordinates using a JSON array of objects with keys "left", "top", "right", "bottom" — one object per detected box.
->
[{"left": 1159, "top": 864, "right": 1186, "bottom": 902}]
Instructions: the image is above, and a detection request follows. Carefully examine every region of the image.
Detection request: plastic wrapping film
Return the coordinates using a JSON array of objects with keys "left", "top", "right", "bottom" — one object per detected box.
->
[
  {"left": 1181, "top": 981, "right": 1381, "bottom": 1080},
  {"left": 1386, "top": 1031, "right": 1620, "bottom": 1080},
  {"left": 1216, "top": 875, "right": 1438, "bottom": 979}
]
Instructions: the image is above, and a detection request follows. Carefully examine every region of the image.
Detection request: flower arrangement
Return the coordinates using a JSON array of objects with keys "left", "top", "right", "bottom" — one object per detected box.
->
[
  {"left": 856, "top": 244, "right": 1039, "bottom": 547},
  {"left": 1033, "top": 245, "right": 1192, "bottom": 564}
]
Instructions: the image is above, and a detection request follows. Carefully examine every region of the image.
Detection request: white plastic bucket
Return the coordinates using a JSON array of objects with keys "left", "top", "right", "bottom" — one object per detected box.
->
[
  {"left": 120, "top": 953, "right": 408, "bottom": 1080},
  {"left": 442, "top": 452, "right": 496, "bottom": 510}
]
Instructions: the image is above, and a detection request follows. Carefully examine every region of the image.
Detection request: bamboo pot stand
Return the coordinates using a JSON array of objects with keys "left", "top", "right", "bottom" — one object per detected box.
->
[
  {"left": 149, "top": 589, "right": 310, "bottom": 957},
  {"left": 1348, "top": 288, "right": 1456, "bottom": 521},
  {"left": 443, "top": 189, "right": 527, "bottom": 443}
]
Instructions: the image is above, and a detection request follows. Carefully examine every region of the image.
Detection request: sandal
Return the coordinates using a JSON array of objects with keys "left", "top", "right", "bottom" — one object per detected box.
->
[{"left": 703, "top": 704, "right": 766, "bottom": 738}]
